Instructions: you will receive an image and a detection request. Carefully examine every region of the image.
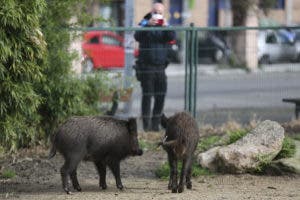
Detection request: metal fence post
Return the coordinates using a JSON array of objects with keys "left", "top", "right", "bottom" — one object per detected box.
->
[{"left": 185, "top": 23, "right": 197, "bottom": 118}]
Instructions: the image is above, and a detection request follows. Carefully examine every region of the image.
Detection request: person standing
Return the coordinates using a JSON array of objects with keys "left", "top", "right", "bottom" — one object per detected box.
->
[{"left": 134, "top": 2, "right": 175, "bottom": 131}]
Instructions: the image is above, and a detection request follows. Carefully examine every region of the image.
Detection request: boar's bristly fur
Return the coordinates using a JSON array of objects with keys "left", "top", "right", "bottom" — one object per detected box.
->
[
  {"left": 49, "top": 116, "right": 143, "bottom": 194},
  {"left": 160, "top": 112, "right": 199, "bottom": 193}
]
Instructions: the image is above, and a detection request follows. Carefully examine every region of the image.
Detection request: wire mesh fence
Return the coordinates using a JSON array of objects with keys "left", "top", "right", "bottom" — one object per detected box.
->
[{"left": 76, "top": 26, "right": 300, "bottom": 128}]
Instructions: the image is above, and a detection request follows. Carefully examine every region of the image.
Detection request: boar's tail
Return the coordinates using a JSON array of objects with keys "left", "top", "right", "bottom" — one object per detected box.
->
[
  {"left": 48, "top": 133, "right": 57, "bottom": 159},
  {"left": 48, "top": 145, "right": 56, "bottom": 159}
]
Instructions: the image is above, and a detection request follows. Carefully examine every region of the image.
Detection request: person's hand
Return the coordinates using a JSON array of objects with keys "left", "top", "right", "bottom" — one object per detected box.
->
[
  {"left": 148, "top": 17, "right": 157, "bottom": 26},
  {"left": 162, "top": 18, "right": 168, "bottom": 26}
]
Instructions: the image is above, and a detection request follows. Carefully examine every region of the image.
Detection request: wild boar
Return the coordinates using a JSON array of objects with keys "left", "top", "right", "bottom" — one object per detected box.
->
[
  {"left": 160, "top": 112, "right": 199, "bottom": 193},
  {"left": 48, "top": 116, "right": 143, "bottom": 194}
]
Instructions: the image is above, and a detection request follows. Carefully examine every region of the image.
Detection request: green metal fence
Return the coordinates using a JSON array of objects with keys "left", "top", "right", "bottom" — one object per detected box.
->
[{"left": 76, "top": 25, "right": 300, "bottom": 125}]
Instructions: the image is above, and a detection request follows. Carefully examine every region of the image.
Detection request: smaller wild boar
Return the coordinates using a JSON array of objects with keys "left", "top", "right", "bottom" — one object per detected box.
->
[
  {"left": 48, "top": 116, "right": 143, "bottom": 194},
  {"left": 160, "top": 112, "right": 199, "bottom": 193}
]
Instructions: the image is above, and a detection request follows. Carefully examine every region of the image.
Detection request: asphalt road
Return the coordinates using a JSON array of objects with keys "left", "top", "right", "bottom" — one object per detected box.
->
[{"left": 124, "top": 63, "right": 300, "bottom": 125}]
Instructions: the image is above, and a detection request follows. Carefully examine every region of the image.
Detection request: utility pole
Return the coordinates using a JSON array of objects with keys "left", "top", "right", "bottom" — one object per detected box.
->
[{"left": 123, "top": 0, "right": 135, "bottom": 115}]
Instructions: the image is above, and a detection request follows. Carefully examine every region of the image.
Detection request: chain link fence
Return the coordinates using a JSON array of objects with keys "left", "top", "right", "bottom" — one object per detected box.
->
[{"left": 77, "top": 26, "right": 300, "bottom": 127}]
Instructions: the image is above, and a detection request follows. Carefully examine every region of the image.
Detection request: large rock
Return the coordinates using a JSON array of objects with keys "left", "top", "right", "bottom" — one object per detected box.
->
[{"left": 198, "top": 120, "right": 285, "bottom": 173}]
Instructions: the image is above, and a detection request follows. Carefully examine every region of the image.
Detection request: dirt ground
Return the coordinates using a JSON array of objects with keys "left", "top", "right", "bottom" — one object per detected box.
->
[{"left": 1, "top": 131, "right": 300, "bottom": 200}]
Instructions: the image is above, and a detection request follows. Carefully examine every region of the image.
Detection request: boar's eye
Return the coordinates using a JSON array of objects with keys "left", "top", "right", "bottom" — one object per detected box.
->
[{"left": 127, "top": 117, "right": 137, "bottom": 134}]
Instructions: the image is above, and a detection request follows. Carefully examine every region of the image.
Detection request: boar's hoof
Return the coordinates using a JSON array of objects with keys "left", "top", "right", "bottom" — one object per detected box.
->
[
  {"left": 117, "top": 184, "right": 124, "bottom": 190},
  {"left": 186, "top": 182, "right": 192, "bottom": 189},
  {"left": 100, "top": 183, "right": 107, "bottom": 190},
  {"left": 177, "top": 185, "right": 184, "bottom": 193},
  {"left": 74, "top": 186, "right": 82, "bottom": 192},
  {"left": 64, "top": 188, "right": 72, "bottom": 195},
  {"left": 171, "top": 187, "right": 177, "bottom": 193}
]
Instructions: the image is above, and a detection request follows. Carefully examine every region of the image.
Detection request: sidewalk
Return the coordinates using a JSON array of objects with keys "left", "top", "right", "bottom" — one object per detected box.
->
[{"left": 166, "top": 63, "right": 300, "bottom": 77}]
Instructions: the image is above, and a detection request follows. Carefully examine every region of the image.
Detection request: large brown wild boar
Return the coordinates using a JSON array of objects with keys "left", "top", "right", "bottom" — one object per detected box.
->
[
  {"left": 160, "top": 112, "right": 199, "bottom": 193},
  {"left": 48, "top": 116, "right": 143, "bottom": 194}
]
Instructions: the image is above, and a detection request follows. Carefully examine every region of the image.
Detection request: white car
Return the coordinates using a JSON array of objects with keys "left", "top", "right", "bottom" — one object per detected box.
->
[
  {"left": 294, "top": 29, "right": 300, "bottom": 61},
  {"left": 258, "top": 30, "right": 298, "bottom": 64}
]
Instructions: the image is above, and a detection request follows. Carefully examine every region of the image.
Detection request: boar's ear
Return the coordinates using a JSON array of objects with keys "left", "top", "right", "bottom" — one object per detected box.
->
[
  {"left": 127, "top": 117, "right": 137, "bottom": 134},
  {"left": 161, "top": 113, "right": 168, "bottom": 129}
]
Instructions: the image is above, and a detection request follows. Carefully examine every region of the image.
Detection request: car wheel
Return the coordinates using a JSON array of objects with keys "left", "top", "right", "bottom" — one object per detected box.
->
[
  {"left": 213, "top": 49, "right": 224, "bottom": 62},
  {"left": 82, "top": 58, "right": 94, "bottom": 73},
  {"left": 296, "top": 54, "right": 300, "bottom": 62},
  {"left": 259, "top": 55, "right": 271, "bottom": 64}
]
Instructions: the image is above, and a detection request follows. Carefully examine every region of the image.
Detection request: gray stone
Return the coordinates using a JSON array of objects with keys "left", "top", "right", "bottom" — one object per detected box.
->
[
  {"left": 197, "top": 146, "right": 220, "bottom": 171},
  {"left": 198, "top": 120, "right": 285, "bottom": 173}
]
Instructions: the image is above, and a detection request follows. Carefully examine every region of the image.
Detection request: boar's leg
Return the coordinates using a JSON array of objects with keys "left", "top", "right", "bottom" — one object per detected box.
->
[
  {"left": 60, "top": 162, "right": 71, "bottom": 194},
  {"left": 186, "top": 165, "right": 192, "bottom": 189},
  {"left": 60, "top": 157, "right": 81, "bottom": 194},
  {"left": 95, "top": 161, "right": 107, "bottom": 190},
  {"left": 167, "top": 152, "right": 178, "bottom": 193},
  {"left": 70, "top": 170, "right": 81, "bottom": 191},
  {"left": 178, "top": 156, "right": 192, "bottom": 193},
  {"left": 108, "top": 160, "right": 123, "bottom": 190}
]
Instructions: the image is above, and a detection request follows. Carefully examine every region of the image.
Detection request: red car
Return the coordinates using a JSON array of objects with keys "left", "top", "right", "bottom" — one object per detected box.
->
[{"left": 81, "top": 31, "right": 126, "bottom": 72}]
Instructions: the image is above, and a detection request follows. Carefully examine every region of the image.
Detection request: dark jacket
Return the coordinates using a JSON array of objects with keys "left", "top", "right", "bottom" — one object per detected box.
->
[{"left": 134, "top": 16, "right": 175, "bottom": 65}]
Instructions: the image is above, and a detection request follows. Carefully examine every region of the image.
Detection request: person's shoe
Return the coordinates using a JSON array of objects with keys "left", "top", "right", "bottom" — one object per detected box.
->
[
  {"left": 151, "top": 117, "right": 160, "bottom": 132},
  {"left": 143, "top": 126, "right": 152, "bottom": 132},
  {"left": 143, "top": 118, "right": 151, "bottom": 132},
  {"left": 151, "top": 125, "right": 160, "bottom": 132}
]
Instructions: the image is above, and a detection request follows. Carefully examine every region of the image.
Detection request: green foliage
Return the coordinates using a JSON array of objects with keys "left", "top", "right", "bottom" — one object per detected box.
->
[
  {"left": 1, "top": 169, "right": 16, "bottom": 179},
  {"left": 231, "top": 0, "right": 277, "bottom": 26},
  {"left": 197, "top": 135, "right": 221, "bottom": 152},
  {"left": 37, "top": 0, "right": 109, "bottom": 139},
  {"left": 259, "top": 0, "right": 277, "bottom": 14},
  {"left": 155, "top": 161, "right": 212, "bottom": 180},
  {"left": 0, "top": 0, "right": 46, "bottom": 151},
  {"left": 275, "top": 137, "right": 296, "bottom": 160},
  {"left": 1, "top": 0, "right": 110, "bottom": 151}
]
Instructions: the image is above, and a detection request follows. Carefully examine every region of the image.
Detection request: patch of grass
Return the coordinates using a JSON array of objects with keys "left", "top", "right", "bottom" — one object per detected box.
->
[
  {"left": 1, "top": 169, "right": 16, "bottom": 179},
  {"left": 226, "top": 129, "right": 248, "bottom": 144},
  {"left": 254, "top": 154, "right": 273, "bottom": 173},
  {"left": 155, "top": 161, "right": 212, "bottom": 180},
  {"left": 139, "top": 139, "right": 156, "bottom": 151},
  {"left": 197, "top": 135, "right": 221, "bottom": 152},
  {"left": 291, "top": 133, "right": 300, "bottom": 141},
  {"left": 275, "top": 137, "right": 296, "bottom": 160}
]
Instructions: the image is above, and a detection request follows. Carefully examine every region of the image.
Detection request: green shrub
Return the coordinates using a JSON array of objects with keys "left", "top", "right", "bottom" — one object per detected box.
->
[
  {"left": 0, "top": 0, "right": 46, "bottom": 151},
  {"left": 0, "top": 0, "right": 110, "bottom": 151},
  {"left": 155, "top": 161, "right": 212, "bottom": 180},
  {"left": 37, "top": 0, "right": 110, "bottom": 139}
]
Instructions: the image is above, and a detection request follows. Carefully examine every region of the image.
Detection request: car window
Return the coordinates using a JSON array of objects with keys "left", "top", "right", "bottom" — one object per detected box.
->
[
  {"left": 295, "top": 32, "right": 300, "bottom": 41},
  {"left": 277, "top": 34, "right": 290, "bottom": 44},
  {"left": 89, "top": 36, "right": 99, "bottom": 44},
  {"left": 102, "top": 35, "right": 121, "bottom": 46},
  {"left": 266, "top": 33, "right": 277, "bottom": 44}
]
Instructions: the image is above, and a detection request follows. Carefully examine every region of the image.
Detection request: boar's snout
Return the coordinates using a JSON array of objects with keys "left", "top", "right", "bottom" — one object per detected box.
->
[{"left": 132, "top": 148, "right": 143, "bottom": 156}]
